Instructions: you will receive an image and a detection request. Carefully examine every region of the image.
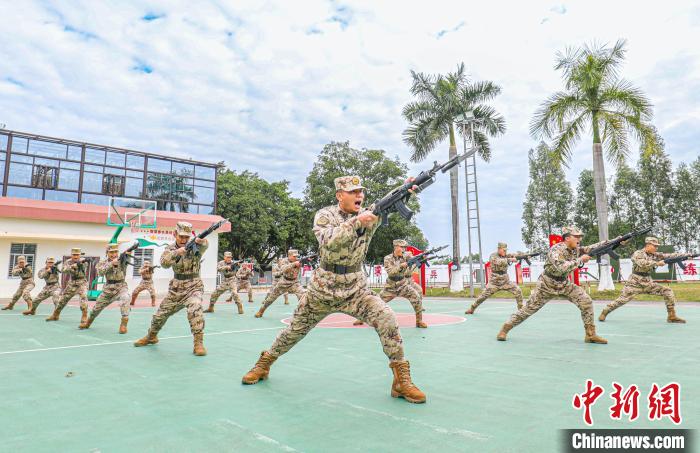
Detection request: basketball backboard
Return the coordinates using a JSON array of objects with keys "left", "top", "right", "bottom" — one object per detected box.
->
[{"left": 107, "top": 197, "right": 157, "bottom": 228}]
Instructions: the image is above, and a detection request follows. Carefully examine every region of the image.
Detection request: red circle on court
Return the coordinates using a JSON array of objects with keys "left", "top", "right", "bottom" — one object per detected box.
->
[{"left": 281, "top": 313, "right": 465, "bottom": 328}]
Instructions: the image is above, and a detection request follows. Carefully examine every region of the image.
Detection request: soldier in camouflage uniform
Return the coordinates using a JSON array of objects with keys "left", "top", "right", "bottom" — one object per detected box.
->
[
  {"left": 465, "top": 242, "right": 523, "bottom": 315},
  {"left": 235, "top": 262, "right": 255, "bottom": 303},
  {"left": 134, "top": 221, "right": 207, "bottom": 356},
  {"left": 271, "top": 258, "right": 289, "bottom": 305},
  {"left": 242, "top": 176, "right": 425, "bottom": 403},
  {"left": 131, "top": 260, "right": 157, "bottom": 307},
  {"left": 2, "top": 255, "right": 35, "bottom": 312},
  {"left": 599, "top": 237, "right": 688, "bottom": 323},
  {"left": 353, "top": 239, "right": 427, "bottom": 328},
  {"left": 255, "top": 249, "right": 305, "bottom": 318},
  {"left": 26, "top": 257, "right": 61, "bottom": 315},
  {"left": 46, "top": 248, "right": 89, "bottom": 325},
  {"left": 205, "top": 251, "right": 244, "bottom": 314},
  {"left": 79, "top": 244, "right": 132, "bottom": 333},
  {"left": 496, "top": 226, "right": 612, "bottom": 344}
]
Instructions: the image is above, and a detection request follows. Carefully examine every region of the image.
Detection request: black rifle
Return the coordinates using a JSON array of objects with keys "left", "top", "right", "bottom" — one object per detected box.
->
[
  {"left": 224, "top": 260, "right": 243, "bottom": 272},
  {"left": 175, "top": 219, "right": 228, "bottom": 263},
  {"left": 583, "top": 227, "right": 652, "bottom": 265},
  {"left": 406, "top": 245, "right": 449, "bottom": 268},
  {"left": 512, "top": 252, "right": 542, "bottom": 266},
  {"left": 664, "top": 253, "right": 699, "bottom": 272},
  {"left": 119, "top": 242, "right": 139, "bottom": 267},
  {"left": 371, "top": 153, "right": 472, "bottom": 227},
  {"left": 298, "top": 254, "right": 318, "bottom": 267}
]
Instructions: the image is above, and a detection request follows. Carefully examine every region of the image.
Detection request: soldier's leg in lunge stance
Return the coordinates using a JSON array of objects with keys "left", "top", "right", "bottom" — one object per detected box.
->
[
  {"left": 3, "top": 286, "right": 24, "bottom": 310},
  {"left": 147, "top": 285, "right": 157, "bottom": 306},
  {"left": 599, "top": 283, "right": 642, "bottom": 321},
  {"left": 28, "top": 287, "right": 51, "bottom": 314},
  {"left": 256, "top": 284, "right": 285, "bottom": 318},
  {"left": 283, "top": 293, "right": 289, "bottom": 305},
  {"left": 130, "top": 282, "right": 144, "bottom": 306},
  {"left": 501, "top": 281, "right": 524, "bottom": 309},
  {"left": 648, "top": 281, "right": 685, "bottom": 323},
  {"left": 564, "top": 284, "right": 607, "bottom": 344},
  {"left": 354, "top": 289, "right": 395, "bottom": 326},
  {"left": 134, "top": 293, "right": 181, "bottom": 347},
  {"left": 404, "top": 283, "right": 427, "bottom": 328},
  {"left": 81, "top": 291, "right": 113, "bottom": 329},
  {"left": 206, "top": 282, "right": 227, "bottom": 313},
  {"left": 77, "top": 281, "right": 89, "bottom": 324},
  {"left": 465, "top": 285, "right": 498, "bottom": 314},
  {"left": 117, "top": 287, "right": 131, "bottom": 333},
  {"left": 497, "top": 282, "right": 552, "bottom": 341},
  {"left": 47, "top": 285, "right": 76, "bottom": 321},
  {"left": 184, "top": 289, "right": 207, "bottom": 355},
  {"left": 226, "top": 282, "right": 244, "bottom": 314}
]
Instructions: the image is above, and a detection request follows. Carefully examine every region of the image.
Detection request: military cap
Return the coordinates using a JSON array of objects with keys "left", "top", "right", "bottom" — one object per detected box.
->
[
  {"left": 562, "top": 226, "right": 583, "bottom": 237},
  {"left": 224, "top": 251, "right": 233, "bottom": 258},
  {"left": 393, "top": 239, "right": 408, "bottom": 247},
  {"left": 498, "top": 242, "right": 508, "bottom": 250},
  {"left": 645, "top": 236, "right": 660, "bottom": 246},
  {"left": 46, "top": 257, "right": 56, "bottom": 263},
  {"left": 334, "top": 175, "right": 365, "bottom": 192},
  {"left": 17, "top": 255, "right": 26, "bottom": 262},
  {"left": 176, "top": 221, "right": 193, "bottom": 236},
  {"left": 288, "top": 249, "right": 299, "bottom": 256},
  {"left": 106, "top": 243, "right": 119, "bottom": 253},
  {"left": 71, "top": 248, "right": 82, "bottom": 255}
]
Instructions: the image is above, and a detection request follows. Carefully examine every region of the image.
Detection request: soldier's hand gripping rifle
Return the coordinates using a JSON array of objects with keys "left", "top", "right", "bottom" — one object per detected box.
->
[
  {"left": 175, "top": 219, "right": 228, "bottom": 263},
  {"left": 371, "top": 152, "right": 473, "bottom": 227},
  {"left": 406, "top": 245, "right": 449, "bottom": 268},
  {"left": 298, "top": 254, "right": 319, "bottom": 268},
  {"left": 225, "top": 259, "right": 243, "bottom": 272},
  {"left": 664, "top": 253, "right": 700, "bottom": 272},
  {"left": 512, "top": 252, "right": 542, "bottom": 266},
  {"left": 119, "top": 242, "right": 139, "bottom": 267},
  {"left": 581, "top": 226, "right": 652, "bottom": 267}
]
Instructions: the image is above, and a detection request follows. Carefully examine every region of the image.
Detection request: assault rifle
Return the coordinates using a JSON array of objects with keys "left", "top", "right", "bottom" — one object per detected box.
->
[
  {"left": 119, "top": 242, "right": 139, "bottom": 267},
  {"left": 664, "top": 253, "right": 700, "bottom": 272},
  {"left": 61, "top": 254, "right": 87, "bottom": 272},
  {"left": 298, "top": 254, "right": 318, "bottom": 267},
  {"left": 582, "top": 227, "right": 652, "bottom": 266},
  {"left": 371, "top": 152, "right": 474, "bottom": 227},
  {"left": 224, "top": 260, "right": 243, "bottom": 272},
  {"left": 406, "top": 245, "right": 449, "bottom": 268},
  {"left": 512, "top": 252, "right": 542, "bottom": 266},
  {"left": 175, "top": 219, "right": 228, "bottom": 263}
]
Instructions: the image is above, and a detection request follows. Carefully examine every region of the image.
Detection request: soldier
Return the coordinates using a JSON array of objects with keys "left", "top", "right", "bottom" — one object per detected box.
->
[
  {"left": 465, "top": 242, "right": 523, "bottom": 315},
  {"left": 80, "top": 244, "right": 132, "bottom": 333},
  {"left": 353, "top": 239, "right": 427, "bottom": 328},
  {"left": 241, "top": 176, "right": 425, "bottom": 404},
  {"left": 205, "top": 251, "right": 244, "bottom": 314},
  {"left": 271, "top": 258, "right": 289, "bottom": 305},
  {"left": 255, "top": 249, "right": 305, "bottom": 318},
  {"left": 235, "top": 261, "right": 254, "bottom": 304},
  {"left": 599, "top": 237, "right": 688, "bottom": 323},
  {"left": 46, "top": 248, "right": 89, "bottom": 324},
  {"left": 134, "top": 221, "right": 207, "bottom": 356},
  {"left": 131, "top": 260, "right": 157, "bottom": 307},
  {"left": 2, "top": 255, "right": 35, "bottom": 312},
  {"left": 25, "top": 257, "right": 61, "bottom": 315},
  {"left": 496, "top": 226, "right": 612, "bottom": 344}
]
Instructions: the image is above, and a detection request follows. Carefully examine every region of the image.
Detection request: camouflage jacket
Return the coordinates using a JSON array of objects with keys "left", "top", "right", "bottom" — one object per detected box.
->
[
  {"left": 489, "top": 252, "right": 510, "bottom": 273},
  {"left": 543, "top": 240, "right": 607, "bottom": 278},
  {"left": 384, "top": 252, "right": 415, "bottom": 279},
  {"left": 236, "top": 265, "right": 253, "bottom": 281},
  {"left": 271, "top": 259, "right": 283, "bottom": 280},
  {"left": 64, "top": 259, "right": 87, "bottom": 281},
  {"left": 12, "top": 264, "right": 33, "bottom": 280},
  {"left": 631, "top": 249, "right": 686, "bottom": 274},
  {"left": 217, "top": 260, "right": 238, "bottom": 279},
  {"left": 314, "top": 204, "right": 379, "bottom": 267},
  {"left": 161, "top": 240, "right": 208, "bottom": 276},
  {"left": 278, "top": 257, "right": 301, "bottom": 282},
  {"left": 139, "top": 266, "right": 154, "bottom": 280},
  {"left": 38, "top": 267, "right": 60, "bottom": 285},
  {"left": 97, "top": 257, "right": 128, "bottom": 282}
]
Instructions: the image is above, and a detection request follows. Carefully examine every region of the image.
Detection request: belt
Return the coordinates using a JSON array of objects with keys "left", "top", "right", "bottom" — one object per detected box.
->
[
  {"left": 320, "top": 262, "right": 362, "bottom": 274},
  {"left": 174, "top": 273, "right": 199, "bottom": 280},
  {"left": 544, "top": 272, "right": 568, "bottom": 282},
  {"left": 388, "top": 275, "right": 407, "bottom": 282},
  {"left": 106, "top": 279, "right": 126, "bottom": 284},
  {"left": 633, "top": 272, "right": 651, "bottom": 277},
  {"left": 491, "top": 270, "right": 507, "bottom": 275},
  {"left": 21, "top": 276, "right": 32, "bottom": 280}
]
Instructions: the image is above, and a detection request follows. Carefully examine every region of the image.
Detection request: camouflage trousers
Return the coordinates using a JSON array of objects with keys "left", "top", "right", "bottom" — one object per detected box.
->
[
  {"left": 148, "top": 279, "right": 205, "bottom": 336},
  {"left": 56, "top": 279, "right": 88, "bottom": 313},
  {"left": 261, "top": 281, "right": 304, "bottom": 309},
  {"left": 233, "top": 279, "right": 253, "bottom": 303},
  {"left": 379, "top": 281, "right": 424, "bottom": 314},
  {"left": 132, "top": 279, "right": 156, "bottom": 302},
  {"left": 211, "top": 278, "right": 241, "bottom": 305},
  {"left": 606, "top": 275, "right": 676, "bottom": 312},
  {"left": 272, "top": 278, "right": 288, "bottom": 304},
  {"left": 10, "top": 280, "right": 35, "bottom": 307},
  {"left": 472, "top": 274, "right": 523, "bottom": 309},
  {"left": 508, "top": 275, "right": 595, "bottom": 328},
  {"left": 268, "top": 287, "right": 404, "bottom": 361},
  {"left": 32, "top": 284, "right": 61, "bottom": 309},
  {"left": 89, "top": 282, "right": 130, "bottom": 323}
]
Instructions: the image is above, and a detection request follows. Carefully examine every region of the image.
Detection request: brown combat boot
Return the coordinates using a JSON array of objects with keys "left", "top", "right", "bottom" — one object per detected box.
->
[
  {"left": 204, "top": 304, "right": 215, "bottom": 313},
  {"left": 389, "top": 360, "right": 426, "bottom": 404},
  {"left": 667, "top": 308, "right": 686, "bottom": 324},
  {"left": 236, "top": 302, "right": 244, "bottom": 314},
  {"left": 46, "top": 309, "right": 60, "bottom": 321},
  {"left": 134, "top": 331, "right": 159, "bottom": 347},
  {"left": 254, "top": 308, "right": 265, "bottom": 318},
  {"left": 1, "top": 303, "right": 14, "bottom": 310},
  {"left": 242, "top": 351, "right": 277, "bottom": 384},
  {"left": 353, "top": 319, "right": 364, "bottom": 326},
  {"left": 80, "top": 308, "right": 88, "bottom": 325},
  {"left": 496, "top": 322, "right": 513, "bottom": 341},
  {"left": 22, "top": 302, "right": 34, "bottom": 315},
  {"left": 598, "top": 308, "right": 610, "bottom": 322},
  {"left": 119, "top": 317, "right": 128, "bottom": 334},
  {"left": 584, "top": 325, "right": 608, "bottom": 344},
  {"left": 151, "top": 297, "right": 156, "bottom": 307},
  {"left": 130, "top": 293, "right": 137, "bottom": 306},
  {"left": 464, "top": 305, "right": 475, "bottom": 315},
  {"left": 78, "top": 317, "right": 93, "bottom": 330},
  {"left": 284, "top": 297, "right": 289, "bottom": 305},
  {"left": 193, "top": 333, "right": 207, "bottom": 356},
  {"left": 415, "top": 312, "right": 428, "bottom": 328}
]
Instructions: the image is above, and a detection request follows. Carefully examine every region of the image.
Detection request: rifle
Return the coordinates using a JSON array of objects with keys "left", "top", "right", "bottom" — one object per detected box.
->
[
  {"left": 119, "top": 242, "right": 139, "bottom": 267},
  {"left": 225, "top": 260, "right": 243, "bottom": 272},
  {"left": 371, "top": 153, "right": 473, "bottom": 227},
  {"left": 406, "top": 245, "right": 449, "bottom": 268},
  {"left": 583, "top": 227, "right": 652, "bottom": 265},
  {"left": 298, "top": 254, "right": 318, "bottom": 267},
  {"left": 664, "top": 253, "right": 700, "bottom": 272},
  {"left": 512, "top": 252, "right": 542, "bottom": 266},
  {"left": 175, "top": 219, "right": 228, "bottom": 263}
]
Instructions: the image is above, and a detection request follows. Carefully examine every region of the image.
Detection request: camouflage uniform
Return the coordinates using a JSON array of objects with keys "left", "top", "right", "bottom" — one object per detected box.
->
[
  {"left": 467, "top": 244, "right": 523, "bottom": 313},
  {"left": 380, "top": 252, "right": 424, "bottom": 315},
  {"left": 209, "top": 259, "right": 242, "bottom": 306},
  {"left": 132, "top": 265, "right": 157, "bottom": 305},
  {"left": 3, "top": 261, "right": 34, "bottom": 310},
  {"left": 235, "top": 265, "right": 254, "bottom": 303},
  {"left": 54, "top": 259, "right": 89, "bottom": 314},
  {"left": 31, "top": 265, "right": 61, "bottom": 312},
  {"left": 259, "top": 256, "right": 305, "bottom": 312},
  {"left": 271, "top": 259, "right": 289, "bottom": 305},
  {"left": 87, "top": 255, "right": 130, "bottom": 325}
]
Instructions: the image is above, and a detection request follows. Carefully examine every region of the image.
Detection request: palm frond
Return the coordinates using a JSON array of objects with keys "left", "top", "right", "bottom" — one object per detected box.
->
[
  {"left": 471, "top": 105, "right": 506, "bottom": 136},
  {"left": 550, "top": 112, "right": 588, "bottom": 167},
  {"left": 402, "top": 100, "right": 439, "bottom": 123},
  {"left": 409, "top": 70, "right": 438, "bottom": 102},
  {"left": 599, "top": 80, "right": 653, "bottom": 120},
  {"left": 599, "top": 111, "right": 630, "bottom": 167},
  {"left": 530, "top": 92, "right": 585, "bottom": 139},
  {"left": 402, "top": 116, "right": 448, "bottom": 162},
  {"left": 459, "top": 80, "right": 502, "bottom": 105}
]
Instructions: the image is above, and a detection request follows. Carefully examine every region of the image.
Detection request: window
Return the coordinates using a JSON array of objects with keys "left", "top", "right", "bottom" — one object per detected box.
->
[
  {"left": 85, "top": 148, "right": 105, "bottom": 164},
  {"left": 8, "top": 243, "right": 36, "bottom": 278},
  {"left": 0, "top": 133, "right": 8, "bottom": 150},
  {"left": 126, "top": 154, "right": 144, "bottom": 170},
  {"left": 11, "top": 137, "right": 28, "bottom": 153},
  {"left": 58, "top": 169, "right": 80, "bottom": 191},
  {"left": 67, "top": 145, "right": 83, "bottom": 161},
  {"left": 82, "top": 172, "right": 103, "bottom": 193},
  {"left": 44, "top": 190, "right": 78, "bottom": 203},
  {"left": 148, "top": 157, "right": 171, "bottom": 173},
  {"left": 6, "top": 186, "right": 42, "bottom": 199},
  {"left": 106, "top": 151, "right": 125, "bottom": 167},
  {"left": 27, "top": 140, "right": 67, "bottom": 159},
  {"left": 195, "top": 165, "right": 216, "bottom": 180},
  {"left": 8, "top": 162, "right": 32, "bottom": 185},
  {"left": 32, "top": 165, "right": 59, "bottom": 189},
  {"left": 132, "top": 248, "right": 154, "bottom": 277},
  {"left": 102, "top": 174, "right": 125, "bottom": 196}
]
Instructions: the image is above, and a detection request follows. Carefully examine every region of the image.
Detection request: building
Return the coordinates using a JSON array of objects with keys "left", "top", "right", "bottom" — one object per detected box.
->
[{"left": 0, "top": 129, "right": 229, "bottom": 296}]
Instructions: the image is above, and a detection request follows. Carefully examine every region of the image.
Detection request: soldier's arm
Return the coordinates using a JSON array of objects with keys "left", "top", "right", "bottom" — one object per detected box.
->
[
  {"left": 96, "top": 259, "right": 111, "bottom": 276},
  {"left": 631, "top": 250, "right": 657, "bottom": 267},
  {"left": 579, "top": 239, "right": 610, "bottom": 254},
  {"left": 384, "top": 255, "right": 402, "bottom": 276},
  {"left": 161, "top": 247, "right": 177, "bottom": 268},
  {"left": 197, "top": 238, "right": 209, "bottom": 255},
  {"left": 216, "top": 261, "right": 228, "bottom": 272},
  {"left": 280, "top": 261, "right": 297, "bottom": 273},
  {"left": 549, "top": 248, "right": 580, "bottom": 274},
  {"left": 139, "top": 267, "right": 148, "bottom": 277},
  {"left": 10, "top": 266, "right": 22, "bottom": 276},
  {"left": 660, "top": 252, "right": 689, "bottom": 260},
  {"left": 312, "top": 210, "right": 361, "bottom": 251},
  {"left": 491, "top": 254, "right": 509, "bottom": 267},
  {"left": 38, "top": 268, "right": 48, "bottom": 279}
]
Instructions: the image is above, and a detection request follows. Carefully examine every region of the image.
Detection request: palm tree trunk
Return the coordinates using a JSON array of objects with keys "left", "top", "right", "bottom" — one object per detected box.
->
[
  {"left": 591, "top": 119, "right": 614, "bottom": 290},
  {"left": 448, "top": 124, "right": 463, "bottom": 291}
]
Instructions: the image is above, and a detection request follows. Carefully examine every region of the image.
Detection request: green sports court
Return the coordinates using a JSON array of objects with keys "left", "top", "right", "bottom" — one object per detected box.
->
[{"left": 1, "top": 295, "right": 697, "bottom": 452}]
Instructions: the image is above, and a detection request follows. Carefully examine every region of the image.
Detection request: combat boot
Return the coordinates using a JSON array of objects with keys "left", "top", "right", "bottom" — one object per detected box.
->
[
  {"left": 1, "top": 303, "right": 15, "bottom": 310},
  {"left": 134, "top": 331, "right": 159, "bottom": 347},
  {"left": 284, "top": 297, "right": 289, "bottom": 305},
  {"left": 193, "top": 333, "right": 207, "bottom": 356},
  {"left": 150, "top": 297, "right": 156, "bottom": 307},
  {"left": 130, "top": 293, "right": 137, "bottom": 306},
  {"left": 119, "top": 317, "right": 128, "bottom": 334},
  {"left": 464, "top": 305, "right": 476, "bottom": 315},
  {"left": 46, "top": 309, "right": 60, "bottom": 321},
  {"left": 496, "top": 322, "right": 513, "bottom": 341},
  {"left": 415, "top": 312, "right": 428, "bottom": 328},
  {"left": 598, "top": 308, "right": 610, "bottom": 322},
  {"left": 80, "top": 308, "right": 88, "bottom": 325},
  {"left": 236, "top": 302, "right": 244, "bottom": 314},
  {"left": 667, "top": 308, "right": 686, "bottom": 324},
  {"left": 78, "top": 317, "right": 93, "bottom": 330},
  {"left": 389, "top": 360, "right": 426, "bottom": 404},
  {"left": 203, "top": 303, "right": 215, "bottom": 313},
  {"left": 242, "top": 351, "right": 277, "bottom": 384},
  {"left": 584, "top": 325, "right": 608, "bottom": 344},
  {"left": 353, "top": 319, "right": 364, "bottom": 326},
  {"left": 254, "top": 308, "right": 265, "bottom": 318},
  {"left": 22, "top": 301, "right": 34, "bottom": 315}
]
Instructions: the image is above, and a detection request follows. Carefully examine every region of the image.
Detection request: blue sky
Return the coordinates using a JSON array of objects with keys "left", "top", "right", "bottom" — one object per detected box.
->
[{"left": 1, "top": 0, "right": 699, "bottom": 254}]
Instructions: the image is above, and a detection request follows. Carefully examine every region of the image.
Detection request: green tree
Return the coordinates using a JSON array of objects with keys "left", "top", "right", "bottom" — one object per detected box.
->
[
  {"left": 608, "top": 164, "right": 643, "bottom": 256},
  {"left": 530, "top": 40, "right": 658, "bottom": 258},
  {"left": 401, "top": 63, "right": 506, "bottom": 268},
  {"left": 521, "top": 142, "right": 573, "bottom": 251},
  {"left": 303, "top": 142, "right": 427, "bottom": 263},
  {"left": 635, "top": 135, "right": 675, "bottom": 243},
  {"left": 573, "top": 169, "right": 599, "bottom": 245},
  {"left": 669, "top": 159, "right": 700, "bottom": 251}
]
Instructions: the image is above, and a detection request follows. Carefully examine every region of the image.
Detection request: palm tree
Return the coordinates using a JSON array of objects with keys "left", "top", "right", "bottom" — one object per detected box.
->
[
  {"left": 530, "top": 39, "right": 658, "bottom": 289},
  {"left": 402, "top": 63, "right": 506, "bottom": 281}
]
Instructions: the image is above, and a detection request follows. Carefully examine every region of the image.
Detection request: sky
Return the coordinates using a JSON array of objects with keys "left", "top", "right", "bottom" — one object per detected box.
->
[{"left": 1, "top": 0, "right": 699, "bottom": 255}]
